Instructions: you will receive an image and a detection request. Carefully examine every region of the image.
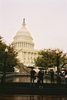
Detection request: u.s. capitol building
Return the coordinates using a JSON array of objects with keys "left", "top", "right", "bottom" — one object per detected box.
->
[{"left": 12, "top": 18, "right": 38, "bottom": 66}]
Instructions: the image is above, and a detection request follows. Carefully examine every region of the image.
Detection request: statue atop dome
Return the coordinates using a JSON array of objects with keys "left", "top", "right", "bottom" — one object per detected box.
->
[{"left": 22, "top": 18, "right": 26, "bottom": 26}]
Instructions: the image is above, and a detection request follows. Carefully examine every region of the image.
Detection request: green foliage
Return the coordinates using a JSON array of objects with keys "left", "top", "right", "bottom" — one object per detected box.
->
[
  {"left": 35, "top": 49, "right": 67, "bottom": 69},
  {"left": 0, "top": 36, "right": 6, "bottom": 70},
  {"left": 0, "top": 36, "right": 19, "bottom": 72}
]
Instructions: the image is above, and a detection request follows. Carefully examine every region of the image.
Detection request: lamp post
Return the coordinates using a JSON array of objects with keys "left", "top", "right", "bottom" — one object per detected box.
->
[
  {"left": 56, "top": 50, "right": 63, "bottom": 84},
  {"left": 56, "top": 50, "right": 61, "bottom": 74},
  {"left": 1, "top": 48, "right": 8, "bottom": 83},
  {"left": 56, "top": 53, "right": 60, "bottom": 73}
]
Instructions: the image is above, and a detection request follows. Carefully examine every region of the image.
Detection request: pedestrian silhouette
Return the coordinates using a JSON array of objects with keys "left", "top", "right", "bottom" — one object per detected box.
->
[
  {"left": 50, "top": 69, "right": 54, "bottom": 83},
  {"left": 37, "top": 70, "right": 44, "bottom": 84},
  {"left": 30, "top": 68, "right": 36, "bottom": 83},
  {"left": 57, "top": 72, "right": 61, "bottom": 84},
  {"left": 65, "top": 70, "right": 67, "bottom": 84}
]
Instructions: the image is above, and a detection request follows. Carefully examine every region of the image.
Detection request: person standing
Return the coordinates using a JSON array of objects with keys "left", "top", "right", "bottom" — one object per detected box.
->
[
  {"left": 65, "top": 70, "right": 67, "bottom": 84},
  {"left": 57, "top": 72, "right": 61, "bottom": 84},
  {"left": 50, "top": 69, "right": 54, "bottom": 83},
  {"left": 37, "top": 70, "right": 44, "bottom": 84},
  {"left": 30, "top": 68, "right": 36, "bottom": 83}
]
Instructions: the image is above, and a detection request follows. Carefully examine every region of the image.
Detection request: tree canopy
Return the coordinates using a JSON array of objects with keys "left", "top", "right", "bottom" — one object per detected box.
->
[
  {"left": 35, "top": 49, "right": 67, "bottom": 70},
  {"left": 0, "top": 36, "right": 19, "bottom": 72}
]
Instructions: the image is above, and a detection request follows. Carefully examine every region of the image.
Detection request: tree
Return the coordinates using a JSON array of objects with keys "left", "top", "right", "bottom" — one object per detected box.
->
[
  {"left": 4, "top": 46, "right": 19, "bottom": 72},
  {"left": 0, "top": 36, "right": 19, "bottom": 83},
  {"left": 0, "top": 36, "right": 19, "bottom": 72},
  {"left": 35, "top": 49, "right": 67, "bottom": 70},
  {"left": 0, "top": 36, "right": 6, "bottom": 71}
]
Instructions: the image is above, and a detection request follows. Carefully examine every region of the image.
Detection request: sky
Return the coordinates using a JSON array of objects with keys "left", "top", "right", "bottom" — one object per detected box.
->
[{"left": 0, "top": 0, "right": 67, "bottom": 52}]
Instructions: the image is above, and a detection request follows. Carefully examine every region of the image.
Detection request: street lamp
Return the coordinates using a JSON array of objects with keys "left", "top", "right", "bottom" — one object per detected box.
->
[
  {"left": 1, "top": 47, "right": 8, "bottom": 83},
  {"left": 56, "top": 50, "right": 61, "bottom": 73}
]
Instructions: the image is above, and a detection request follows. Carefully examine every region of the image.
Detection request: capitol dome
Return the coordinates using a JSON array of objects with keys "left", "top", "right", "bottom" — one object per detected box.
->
[
  {"left": 12, "top": 18, "right": 34, "bottom": 50},
  {"left": 12, "top": 18, "right": 38, "bottom": 66}
]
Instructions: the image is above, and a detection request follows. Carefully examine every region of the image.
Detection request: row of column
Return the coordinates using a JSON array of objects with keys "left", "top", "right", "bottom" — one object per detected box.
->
[
  {"left": 15, "top": 42, "right": 34, "bottom": 49},
  {"left": 22, "top": 51, "right": 38, "bottom": 66}
]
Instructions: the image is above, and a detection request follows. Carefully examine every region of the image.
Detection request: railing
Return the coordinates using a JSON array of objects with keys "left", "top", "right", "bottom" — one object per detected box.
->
[
  {"left": 0, "top": 83, "right": 67, "bottom": 95},
  {"left": 0, "top": 72, "right": 67, "bottom": 84}
]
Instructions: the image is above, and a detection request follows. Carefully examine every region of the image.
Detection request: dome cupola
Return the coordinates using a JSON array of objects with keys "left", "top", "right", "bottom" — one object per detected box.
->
[{"left": 12, "top": 18, "right": 34, "bottom": 50}]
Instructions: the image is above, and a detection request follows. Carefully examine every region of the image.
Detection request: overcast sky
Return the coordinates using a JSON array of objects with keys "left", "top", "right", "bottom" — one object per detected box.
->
[{"left": 0, "top": 0, "right": 67, "bottom": 52}]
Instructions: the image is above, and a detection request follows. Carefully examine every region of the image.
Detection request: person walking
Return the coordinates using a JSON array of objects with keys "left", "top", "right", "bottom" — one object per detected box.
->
[
  {"left": 30, "top": 68, "right": 36, "bottom": 83},
  {"left": 37, "top": 70, "right": 44, "bottom": 84}
]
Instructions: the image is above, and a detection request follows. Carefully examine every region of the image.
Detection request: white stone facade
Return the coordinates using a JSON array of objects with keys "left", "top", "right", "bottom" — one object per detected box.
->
[{"left": 12, "top": 18, "right": 38, "bottom": 66}]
